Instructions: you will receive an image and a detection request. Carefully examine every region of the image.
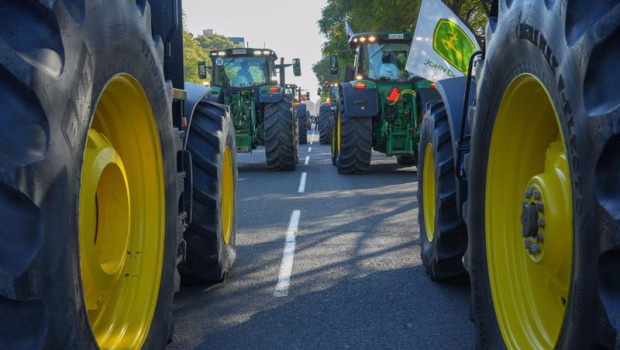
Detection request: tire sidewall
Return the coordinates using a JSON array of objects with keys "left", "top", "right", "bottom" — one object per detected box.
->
[
  {"left": 25, "top": 2, "right": 178, "bottom": 348},
  {"left": 467, "top": 2, "right": 597, "bottom": 348}
]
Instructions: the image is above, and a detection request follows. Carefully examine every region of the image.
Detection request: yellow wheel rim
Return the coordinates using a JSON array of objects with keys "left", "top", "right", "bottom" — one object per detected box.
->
[
  {"left": 337, "top": 110, "right": 342, "bottom": 155},
  {"left": 221, "top": 146, "right": 234, "bottom": 245},
  {"left": 422, "top": 143, "right": 436, "bottom": 242},
  {"left": 79, "top": 74, "right": 165, "bottom": 349},
  {"left": 486, "top": 74, "right": 572, "bottom": 349}
]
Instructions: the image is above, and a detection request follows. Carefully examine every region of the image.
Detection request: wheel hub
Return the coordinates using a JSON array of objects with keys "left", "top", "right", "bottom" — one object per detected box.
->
[{"left": 521, "top": 185, "right": 546, "bottom": 258}]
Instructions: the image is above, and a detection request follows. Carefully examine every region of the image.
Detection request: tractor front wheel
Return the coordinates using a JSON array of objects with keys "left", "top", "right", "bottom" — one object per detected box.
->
[
  {"left": 180, "top": 101, "right": 237, "bottom": 283},
  {"left": 417, "top": 102, "right": 468, "bottom": 282},
  {"left": 467, "top": 1, "right": 618, "bottom": 348}
]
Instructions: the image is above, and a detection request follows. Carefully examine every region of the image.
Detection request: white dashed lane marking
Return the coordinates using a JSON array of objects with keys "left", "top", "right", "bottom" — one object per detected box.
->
[{"left": 274, "top": 210, "right": 301, "bottom": 297}]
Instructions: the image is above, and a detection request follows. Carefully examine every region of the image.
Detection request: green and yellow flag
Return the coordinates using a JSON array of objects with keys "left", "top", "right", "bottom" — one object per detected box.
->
[{"left": 405, "top": 0, "right": 480, "bottom": 81}]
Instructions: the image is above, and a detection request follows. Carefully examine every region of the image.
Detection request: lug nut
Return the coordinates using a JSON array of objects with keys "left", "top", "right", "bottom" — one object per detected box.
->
[
  {"left": 537, "top": 233, "right": 544, "bottom": 242},
  {"left": 525, "top": 240, "right": 531, "bottom": 249},
  {"left": 530, "top": 243, "right": 540, "bottom": 254},
  {"left": 525, "top": 188, "right": 533, "bottom": 198},
  {"left": 537, "top": 202, "right": 544, "bottom": 212},
  {"left": 537, "top": 217, "right": 545, "bottom": 228},
  {"left": 533, "top": 190, "right": 541, "bottom": 200}
]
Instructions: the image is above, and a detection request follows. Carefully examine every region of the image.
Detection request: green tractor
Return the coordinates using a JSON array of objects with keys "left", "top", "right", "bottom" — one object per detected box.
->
[
  {"left": 317, "top": 83, "right": 339, "bottom": 144},
  {"left": 329, "top": 32, "right": 435, "bottom": 173},
  {"left": 204, "top": 48, "right": 301, "bottom": 170},
  {"left": 287, "top": 84, "right": 311, "bottom": 145}
]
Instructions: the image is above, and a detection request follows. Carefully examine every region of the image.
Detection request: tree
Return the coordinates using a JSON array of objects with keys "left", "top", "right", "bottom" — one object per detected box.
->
[
  {"left": 195, "top": 34, "right": 237, "bottom": 51},
  {"left": 183, "top": 30, "right": 210, "bottom": 84}
]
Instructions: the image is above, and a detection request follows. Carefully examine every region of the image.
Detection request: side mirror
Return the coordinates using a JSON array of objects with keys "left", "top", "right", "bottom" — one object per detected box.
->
[
  {"left": 292, "top": 58, "right": 301, "bottom": 76},
  {"left": 330, "top": 55, "right": 339, "bottom": 75},
  {"left": 198, "top": 61, "right": 207, "bottom": 79},
  {"left": 317, "top": 87, "right": 322, "bottom": 96}
]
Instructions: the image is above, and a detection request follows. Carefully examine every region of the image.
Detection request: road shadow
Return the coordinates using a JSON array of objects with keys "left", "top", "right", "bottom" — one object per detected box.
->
[{"left": 170, "top": 266, "right": 474, "bottom": 350}]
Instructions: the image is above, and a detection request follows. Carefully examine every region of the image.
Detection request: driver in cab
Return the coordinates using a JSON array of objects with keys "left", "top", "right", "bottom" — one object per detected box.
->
[{"left": 236, "top": 61, "right": 254, "bottom": 85}]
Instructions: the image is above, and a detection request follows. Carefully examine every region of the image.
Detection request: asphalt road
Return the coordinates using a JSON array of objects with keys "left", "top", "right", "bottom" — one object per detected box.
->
[{"left": 169, "top": 127, "right": 475, "bottom": 350}]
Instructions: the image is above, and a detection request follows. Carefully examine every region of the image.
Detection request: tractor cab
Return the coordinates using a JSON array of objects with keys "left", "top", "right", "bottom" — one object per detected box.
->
[
  {"left": 209, "top": 48, "right": 279, "bottom": 89},
  {"left": 284, "top": 83, "right": 298, "bottom": 97},
  {"left": 348, "top": 32, "right": 416, "bottom": 83}
]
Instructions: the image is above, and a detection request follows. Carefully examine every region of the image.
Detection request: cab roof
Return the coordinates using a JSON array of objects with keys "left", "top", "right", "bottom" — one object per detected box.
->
[
  {"left": 209, "top": 48, "right": 278, "bottom": 60},
  {"left": 348, "top": 32, "right": 412, "bottom": 46}
]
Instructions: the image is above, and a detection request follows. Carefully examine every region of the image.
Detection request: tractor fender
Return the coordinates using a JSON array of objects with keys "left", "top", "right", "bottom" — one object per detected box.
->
[
  {"left": 259, "top": 85, "right": 285, "bottom": 103},
  {"left": 434, "top": 77, "right": 475, "bottom": 217},
  {"left": 434, "top": 77, "right": 475, "bottom": 164},
  {"left": 185, "top": 82, "right": 211, "bottom": 133},
  {"left": 183, "top": 82, "right": 220, "bottom": 223},
  {"left": 341, "top": 81, "right": 379, "bottom": 118}
]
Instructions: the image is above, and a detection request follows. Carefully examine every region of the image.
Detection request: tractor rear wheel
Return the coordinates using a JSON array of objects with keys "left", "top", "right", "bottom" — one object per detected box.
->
[
  {"left": 396, "top": 154, "right": 416, "bottom": 166},
  {"left": 180, "top": 101, "right": 237, "bottom": 283},
  {"left": 319, "top": 104, "right": 332, "bottom": 144},
  {"left": 265, "top": 97, "right": 297, "bottom": 171},
  {"left": 467, "top": 1, "right": 619, "bottom": 348},
  {"left": 336, "top": 113, "right": 372, "bottom": 174},
  {"left": 0, "top": 2, "right": 179, "bottom": 348},
  {"left": 417, "top": 103, "right": 468, "bottom": 282},
  {"left": 298, "top": 116, "right": 308, "bottom": 145}
]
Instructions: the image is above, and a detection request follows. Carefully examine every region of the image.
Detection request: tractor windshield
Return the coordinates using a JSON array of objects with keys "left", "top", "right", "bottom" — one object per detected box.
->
[
  {"left": 362, "top": 42, "right": 414, "bottom": 82},
  {"left": 213, "top": 57, "right": 269, "bottom": 88}
]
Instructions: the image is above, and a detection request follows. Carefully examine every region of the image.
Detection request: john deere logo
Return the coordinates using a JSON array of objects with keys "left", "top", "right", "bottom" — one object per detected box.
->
[{"left": 433, "top": 19, "right": 475, "bottom": 74}]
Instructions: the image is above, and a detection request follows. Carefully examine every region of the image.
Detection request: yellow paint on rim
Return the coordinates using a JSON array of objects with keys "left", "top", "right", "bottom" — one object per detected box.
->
[
  {"left": 79, "top": 74, "right": 165, "bottom": 349},
  {"left": 423, "top": 143, "right": 436, "bottom": 242},
  {"left": 486, "top": 74, "right": 572, "bottom": 349},
  {"left": 337, "top": 110, "right": 342, "bottom": 155},
  {"left": 221, "top": 146, "right": 234, "bottom": 245}
]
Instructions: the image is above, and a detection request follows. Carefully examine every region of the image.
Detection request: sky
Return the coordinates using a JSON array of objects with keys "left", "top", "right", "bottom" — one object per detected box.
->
[{"left": 183, "top": 0, "right": 328, "bottom": 103}]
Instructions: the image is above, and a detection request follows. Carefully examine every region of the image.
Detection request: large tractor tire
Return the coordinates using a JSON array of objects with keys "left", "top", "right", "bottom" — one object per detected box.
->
[
  {"left": 417, "top": 103, "right": 468, "bottom": 282},
  {"left": 265, "top": 96, "right": 297, "bottom": 171},
  {"left": 396, "top": 154, "right": 416, "bottom": 166},
  {"left": 466, "top": 1, "right": 619, "bottom": 349},
  {"left": 319, "top": 104, "right": 332, "bottom": 144},
  {"left": 298, "top": 116, "right": 308, "bottom": 145},
  {"left": 336, "top": 98, "right": 372, "bottom": 174},
  {"left": 180, "top": 101, "right": 237, "bottom": 283},
  {"left": 0, "top": 1, "right": 180, "bottom": 349}
]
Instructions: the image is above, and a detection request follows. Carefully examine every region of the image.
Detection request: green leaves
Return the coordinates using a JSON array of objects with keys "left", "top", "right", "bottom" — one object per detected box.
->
[{"left": 183, "top": 31, "right": 236, "bottom": 84}]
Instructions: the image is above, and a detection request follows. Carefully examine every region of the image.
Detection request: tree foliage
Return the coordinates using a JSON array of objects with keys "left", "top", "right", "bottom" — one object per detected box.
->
[
  {"left": 196, "top": 34, "right": 237, "bottom": 52},
  {"left": 313, "top": 0, "right": 488, "bottom": 85},
  {"left": 183, "top": 30, "right": 209, "bottom": 84},
  {"left": 183, "top": 31, "right": 236, "bottom": 84}
]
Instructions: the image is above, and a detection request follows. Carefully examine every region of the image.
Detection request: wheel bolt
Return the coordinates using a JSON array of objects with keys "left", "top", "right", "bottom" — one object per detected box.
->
[
  {"left": 533, "top": 190, "right": 541, "bottom": 200},
  {"left": 537, "top": 233, "right": 544, "bottom": 242},
  {"left": 525, "top": 187, "right": 533, "bottom": 198},
  {"left": 525, "top": 240, "right": 532, "bottom": 249},
  {"left": 530, "top": 243, "right": 540, "bottom": 254},
  {"left": 537, "top": 202, "right": 544, "bottom": 212},
  {"left": 538, "top": 217, "right": 545, "bottom": 228}
]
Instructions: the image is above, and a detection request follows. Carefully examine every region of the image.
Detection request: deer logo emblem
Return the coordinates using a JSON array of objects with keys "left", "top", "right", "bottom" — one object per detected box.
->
[{"left": 433, "top": 19, "right": 475, "bottom": 74}]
